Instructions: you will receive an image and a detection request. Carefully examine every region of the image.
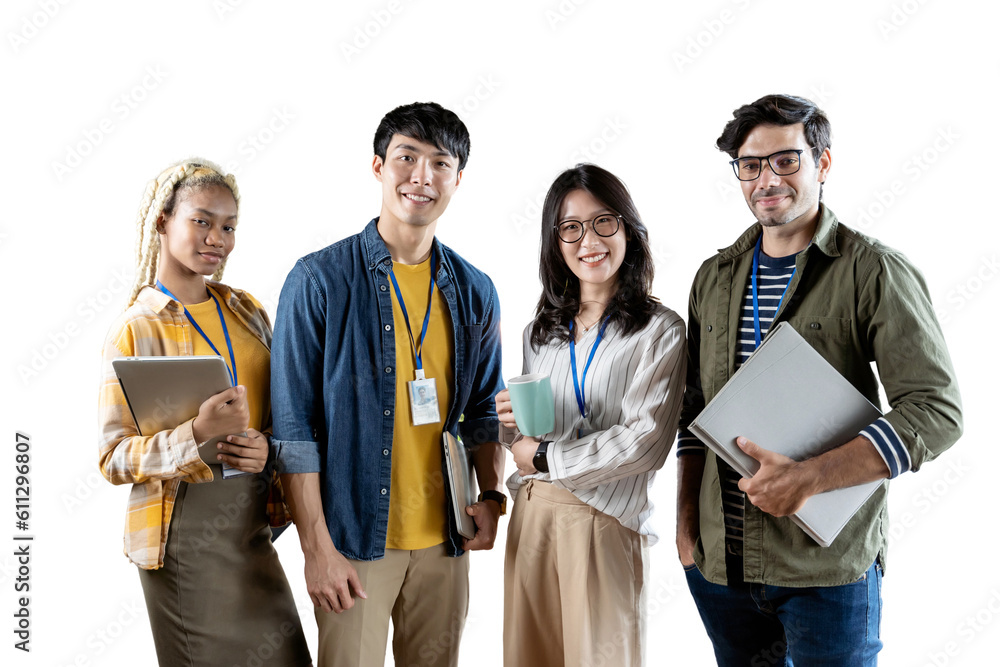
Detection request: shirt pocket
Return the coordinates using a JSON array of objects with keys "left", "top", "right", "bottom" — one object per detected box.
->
[
  {"left": 458, "top": 324, "right": 483, "bottom": 388},
  {"left": 784, "top": 316, "right": 853, "bottom": 373}
]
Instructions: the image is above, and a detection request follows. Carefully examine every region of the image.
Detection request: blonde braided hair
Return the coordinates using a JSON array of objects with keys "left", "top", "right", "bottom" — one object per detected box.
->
[{"left": 126, "top": 158, "right": 240, "bottom": 308}]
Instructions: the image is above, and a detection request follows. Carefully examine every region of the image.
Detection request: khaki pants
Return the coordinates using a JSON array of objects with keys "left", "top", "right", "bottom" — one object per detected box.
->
[
  {"left": 504, "top": 480, "right": 648, "bottom": 667},
  {"left": 315, "top": 543, "right": 469, "bottom": 667}
]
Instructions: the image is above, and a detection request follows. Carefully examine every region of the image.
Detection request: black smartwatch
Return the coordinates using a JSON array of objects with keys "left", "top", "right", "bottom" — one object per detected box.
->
[
  {"left": 478, "top": 490, "right": 507, "bottom": 516},
  {"left": 533, "top": 440, "right": 551, "bottom": 474}
]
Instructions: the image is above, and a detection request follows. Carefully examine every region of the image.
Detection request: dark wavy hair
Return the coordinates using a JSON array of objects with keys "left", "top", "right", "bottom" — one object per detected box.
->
[
  {"left": 529, "top": 164, "right": 658, "bottom": 349},
  {"left": 716, "top": 94, "right": 831, "bottom": 163}
]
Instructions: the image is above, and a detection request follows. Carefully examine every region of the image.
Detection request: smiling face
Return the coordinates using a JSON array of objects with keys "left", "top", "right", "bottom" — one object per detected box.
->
[
  {"left": 157, "top": 184, "right": 238, "bottom": 283},
  {"left": 557, "top": 188, "right": 627, "bottom": 302},
  {"left": 738, "top": 122, "right": 830, "bottom": 231},
  {"left": 373, "top": 134, "right": 462, "bottom": 232}
]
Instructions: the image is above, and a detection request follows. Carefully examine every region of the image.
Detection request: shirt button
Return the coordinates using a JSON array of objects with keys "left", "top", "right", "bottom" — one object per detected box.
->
[
  {"left": 380, "top": 488, "right": 387, "bottom": 495},
  {"left": 383, "top": 449, "right": 389, "bottom": 456},
  {"left": 380, "top": 285, "right": 388, "bottom": 291},
  {"left": 384, "top": 409, "right": 391, "bottom": 416},
  {"left": 707, "top": 325, "right": 713, "bottom": 332},
  {"left": 384, "top": 259, "right": 391, "bottom": 266},
  {"left": 810, "top": 322, "right": 821, "bottom": 330},
  {"left": 385, "top": 367, "right": 392, "bottom": 374},
  {"left": 384, "top": 324, "right": 391, "bottom": 331}
]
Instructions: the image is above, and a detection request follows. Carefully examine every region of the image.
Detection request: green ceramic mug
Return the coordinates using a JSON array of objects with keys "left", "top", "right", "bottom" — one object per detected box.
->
[{"left": 507, "top": 373, "right": 555, "bottom": 437}]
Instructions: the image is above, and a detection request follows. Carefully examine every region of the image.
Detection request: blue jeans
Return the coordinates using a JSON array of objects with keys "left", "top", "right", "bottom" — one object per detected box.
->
[{"left": 684, "top": 561, "right": 883, "bottom": 666}]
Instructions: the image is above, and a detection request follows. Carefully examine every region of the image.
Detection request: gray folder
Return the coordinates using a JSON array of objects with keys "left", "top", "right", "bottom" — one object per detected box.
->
[{"left": 688, "top": 322, "right": 883, "bottom": 547}]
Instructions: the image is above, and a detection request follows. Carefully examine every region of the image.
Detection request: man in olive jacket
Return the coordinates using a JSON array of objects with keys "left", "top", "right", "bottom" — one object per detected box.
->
[{"left": 676, "top": 94, "right": 962, "bottom": 665}]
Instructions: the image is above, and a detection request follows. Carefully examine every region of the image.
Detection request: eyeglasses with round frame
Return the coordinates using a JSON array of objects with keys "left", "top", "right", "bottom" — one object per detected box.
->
[
  {"left": 554, "top": 214, "right": 623, "bottom": 243},
  {"left": 729, "top": 149, "right": 807, "bottom": 181}
]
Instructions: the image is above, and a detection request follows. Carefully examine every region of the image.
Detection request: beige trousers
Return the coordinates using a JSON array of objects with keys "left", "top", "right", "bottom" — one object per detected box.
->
[
  {"left": 504, "top": 480, "right": 649, "bottom": 667},
  {"left": 314, "top": 543, "right": 469, "bottom": 667}
]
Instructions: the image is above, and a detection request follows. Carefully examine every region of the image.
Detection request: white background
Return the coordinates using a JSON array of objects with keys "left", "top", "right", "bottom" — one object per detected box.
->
[{"left": 1, "top": 1, "right": 996, "bottom": 665}]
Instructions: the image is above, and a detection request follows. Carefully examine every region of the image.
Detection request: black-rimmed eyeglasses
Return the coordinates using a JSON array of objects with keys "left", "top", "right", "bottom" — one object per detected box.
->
[
  {"left": 730, "top": 149, "right": 805, "bottom": 181},
  {"left": 555, "top": 214, "right": 622, "bottom": 243}
]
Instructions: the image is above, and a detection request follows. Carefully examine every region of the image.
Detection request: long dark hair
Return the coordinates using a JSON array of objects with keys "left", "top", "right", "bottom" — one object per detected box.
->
[{"left": 529, "top": 164, "right": 658, "bottom": 349}]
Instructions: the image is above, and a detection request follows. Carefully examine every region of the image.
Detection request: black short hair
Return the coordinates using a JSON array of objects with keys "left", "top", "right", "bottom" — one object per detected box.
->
[
  {"left": 373, "top": 102, "right": 470, "bottom": 171},
  {"left": 716, "top": 94, "right": 831, "bottom": 164}
]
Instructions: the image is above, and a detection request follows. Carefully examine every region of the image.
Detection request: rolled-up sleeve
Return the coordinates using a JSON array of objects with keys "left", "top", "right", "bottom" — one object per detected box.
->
[
  {"left": 857, "top": 251, "right": 963, "bottom": 474},
  {"left": 98, "top": 323, "right": 212, "bottom": 485},
  {"left": 271, "top": 260, "right": 326, "bottom": 473}
]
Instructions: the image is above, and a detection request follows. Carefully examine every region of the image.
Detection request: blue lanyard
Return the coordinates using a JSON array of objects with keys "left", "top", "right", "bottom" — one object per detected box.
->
[
  {"left": 387, "top": 249, "right": 437, "bottom": 373},
  {"left": 750, "top": 236, "right": 796, "bottom": 348},
  {"left": 156, "top": 281, "right": 238, "bottom": 386},
  {"left": 569, "top": 317, "right": 609, "bottom": 419}
]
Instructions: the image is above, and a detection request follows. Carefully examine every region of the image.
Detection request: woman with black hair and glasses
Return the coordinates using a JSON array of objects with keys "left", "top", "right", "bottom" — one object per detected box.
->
[{"left": 495, "top": 163, "right": 686, "bottom": 666}]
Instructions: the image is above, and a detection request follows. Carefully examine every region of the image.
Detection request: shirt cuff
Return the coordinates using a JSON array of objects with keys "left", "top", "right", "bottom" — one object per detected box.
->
[
  {"left": 174, "top": 418, "right": 213, "bottom": 478},
  {"left": 272, "top": 438, "right": 322, "bottom": 474},
  {"left": 676, "top": 430, "right": 707, "bottom": 457},
  {"left": 859, "top": 417, "right": 912, "bottom": 479}
]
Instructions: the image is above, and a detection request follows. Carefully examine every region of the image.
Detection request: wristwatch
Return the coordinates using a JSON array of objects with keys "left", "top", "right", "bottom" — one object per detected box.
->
[
  {"left": 478, "top": 490, "right": 507, "bottom": 516},
  {"left": 533, "top": 440, "right": 551, "bottom": 474}
]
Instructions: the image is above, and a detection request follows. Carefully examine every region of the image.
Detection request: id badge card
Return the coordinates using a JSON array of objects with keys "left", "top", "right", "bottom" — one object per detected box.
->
[{"left": 408, "top": 372, "right": 441, "bottom": 426}]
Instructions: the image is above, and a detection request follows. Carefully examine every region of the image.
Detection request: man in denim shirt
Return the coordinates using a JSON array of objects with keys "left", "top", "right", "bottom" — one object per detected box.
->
[
  {"left": 271, "top": 102, "right": 506, "bottom": 667},
  {"left": 676, "top": 95, "right": 962, "bottom": 665}
]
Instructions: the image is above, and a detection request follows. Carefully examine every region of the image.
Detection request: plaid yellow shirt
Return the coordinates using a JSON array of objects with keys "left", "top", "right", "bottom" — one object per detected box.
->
[{"left": 98, "top": 283, "right": 291, "bottom": 570}]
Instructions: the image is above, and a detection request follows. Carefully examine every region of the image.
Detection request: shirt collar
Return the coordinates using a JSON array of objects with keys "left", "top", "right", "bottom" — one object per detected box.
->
[
  {"left": 362, "top": 217, "right": 446, "bottom": 275},
  {"left": 136, "top": 280, "right": 238, "bottom": 314}
]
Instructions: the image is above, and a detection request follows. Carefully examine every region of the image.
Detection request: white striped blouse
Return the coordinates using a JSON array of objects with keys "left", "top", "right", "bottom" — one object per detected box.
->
[{"left": 505, "top": 303, "right": 686, "bottom": 543}]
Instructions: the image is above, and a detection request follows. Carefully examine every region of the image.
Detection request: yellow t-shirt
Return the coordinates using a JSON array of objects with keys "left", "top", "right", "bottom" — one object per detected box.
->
[
  {"left": 385, "top": 256, "right": 454, "bottom": 550},
  {"left": 185, "top": 286, "right": 270, "bottom": 437}
]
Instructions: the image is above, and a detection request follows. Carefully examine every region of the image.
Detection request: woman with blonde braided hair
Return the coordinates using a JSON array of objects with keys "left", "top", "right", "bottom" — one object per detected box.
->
[{"left": 98, "top": 159, "right": 312, "bottom": 666}]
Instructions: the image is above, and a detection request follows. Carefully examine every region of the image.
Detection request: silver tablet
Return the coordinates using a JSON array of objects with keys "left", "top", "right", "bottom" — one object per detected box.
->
[{"left": 111, "top": 356, "right": 240, "bottom": 464}]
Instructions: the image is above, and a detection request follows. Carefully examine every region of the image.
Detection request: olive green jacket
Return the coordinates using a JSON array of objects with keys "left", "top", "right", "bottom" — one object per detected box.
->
[{"left": 680, "top": 205, "right": 963, "bottom": 586}]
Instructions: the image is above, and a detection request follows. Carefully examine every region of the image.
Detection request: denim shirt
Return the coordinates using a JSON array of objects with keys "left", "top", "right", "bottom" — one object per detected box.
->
[{"left": 271, "top": 219, "right": 504, "bottom": 560}]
